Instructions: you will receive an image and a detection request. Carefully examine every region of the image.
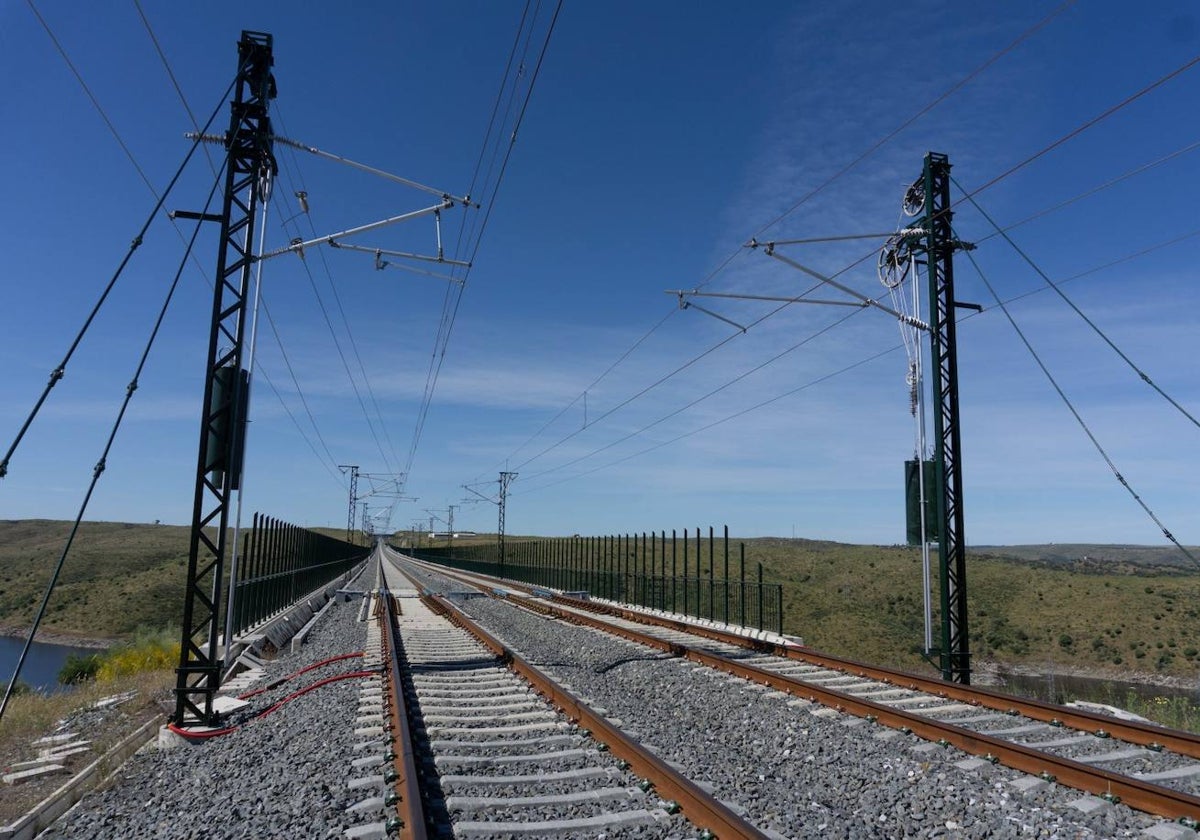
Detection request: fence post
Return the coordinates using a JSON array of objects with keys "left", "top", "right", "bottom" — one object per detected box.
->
[
  {"left": 758, "top": 561, "right": 765, "bottom": 632},
  {"left": 671, "top": 529, "right": 677, "bottom": 614},
  {"left": 700, "top": 528, "right": 710, "bottom": 619},
  {"left": 723, "top": 525, "right": 729, "bottom": 625},
  {"left": 682, "top": 529, "right": 688, "bottom": 617},
  {"left": 740, "top": 542, "right": 746, "bottom": 627}
]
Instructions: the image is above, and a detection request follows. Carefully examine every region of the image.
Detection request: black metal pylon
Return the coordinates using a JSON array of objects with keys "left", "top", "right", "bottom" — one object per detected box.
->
[
  {"left": 498, "top": 471, "right": 516, "bottom": 576},
  {"left": 174, "top": 31, "right": 276, "bottom": 726},
  {"left": 922, "top": 152, "right": 971, "bottom": 684},
  {"left": 340, "top": 464, "right": 359, "bottom": 545}
]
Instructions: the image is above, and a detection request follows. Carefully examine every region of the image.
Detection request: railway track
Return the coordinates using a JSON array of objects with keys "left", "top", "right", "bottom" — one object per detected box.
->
[
  {"left": 375, "top": 556, "right": 768, "bottom": 838},
  {"left": 388, "top": 547, "right": 1200, "bottom": 837}
]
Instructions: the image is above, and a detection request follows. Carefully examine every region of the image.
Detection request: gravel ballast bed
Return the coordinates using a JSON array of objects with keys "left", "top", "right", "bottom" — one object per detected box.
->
[
  {"left": 40, "top": 576, "right": 377, "bottom": 839},
  {"left": 400, "top": 566, "right": 1170, "bottom": 839}
]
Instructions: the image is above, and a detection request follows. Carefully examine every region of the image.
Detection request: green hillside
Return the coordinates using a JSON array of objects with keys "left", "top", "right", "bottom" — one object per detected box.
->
[
  {"left": 746, "top": 538, "right": 1200, "bottom": 681},
  {"left": 4, "top": 522, "right": 1198, "bottom": 688}
]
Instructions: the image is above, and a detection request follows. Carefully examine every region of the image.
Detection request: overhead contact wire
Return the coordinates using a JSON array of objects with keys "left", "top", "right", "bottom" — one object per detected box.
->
[
  {"left": 959, "top": 246, "right": 1199, "bottom": 567},
  {"left": 518, "top": 229, "right": 1200, "bottom": 496},
  {"left": 955, "top": 178, "right": 1200, "bottom": 433},
  {"left": 0, "top": 160, "right": 226, "bottom": 722},
  {"left": 0, "top": 52, "right": 239, "bottom": 479},
  {"left": 486, "top": 4, "right": 1073, "bottom": 482}
]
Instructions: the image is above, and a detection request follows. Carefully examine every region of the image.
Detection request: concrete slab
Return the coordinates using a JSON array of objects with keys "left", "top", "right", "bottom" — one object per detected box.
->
[
  {"left": 3, "top": 765, "right": 67, "bottom": 785},
  {"left": 954, "top": 758, "right": 995, "bottom": 774},
  {"left": 1143, "top": 823, "right": 1198, "bottom": 840},
  {"left": 1078, "top": 747, "right": 1153, "bottom": 764},
  {"left": 1136, "top": 763, "right": 1200, "bottom": 782},
  {"left": 1069, "top": 795, "right": 1112, "bottom": 815},
  {"left": 1016, "top": 735, "right": 1093, "bottom": 749},
  {"left": 1010, "top": 776, "right": 1050, "bottom": 795},
  {"left": 212, "top": 696, "right": 250, "bottom": 715},
  {"left": 343, "top": 822, "right": 387, "bottom": 839},
  {"left": 31, "top": 733, "right": 77, "bottom": 746}
]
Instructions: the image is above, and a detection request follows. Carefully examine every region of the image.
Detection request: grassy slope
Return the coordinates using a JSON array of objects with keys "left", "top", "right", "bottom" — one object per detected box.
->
[
  {"left": 0, "top": 520, "right": 193, "bottom": 639},
  {"left": 747, "top": 538, "right": 1200, "bottom": 681},
  {"left": 4, "top": 522, "right": 1197, "bottom": 684}
]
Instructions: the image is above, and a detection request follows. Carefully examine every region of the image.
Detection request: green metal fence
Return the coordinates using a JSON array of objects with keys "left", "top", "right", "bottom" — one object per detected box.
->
[{"left": 404, "top": 526, "right": 784, "bottom": 635}]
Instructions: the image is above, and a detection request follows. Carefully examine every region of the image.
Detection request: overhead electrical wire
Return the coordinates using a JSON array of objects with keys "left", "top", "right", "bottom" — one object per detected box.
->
[
  {"left": 477, "top": 1, "right": 1076, "bottom": 480},
  {"left": 954, "top": 177, "right": 1200, "bottom": 433},
  {"left": 515, "top": 227, "right": 1200, "bottom": 498},
  {"left": 0, "top": 17, "right": 240, "bottom": 479},
  {"left": 520, "top": 307, "right": 866, "bottom": 483},
  {"left": 958, "top": 245, "right": 1199, "bottom": 568},
  {"left": 507, "top": 53, "right": 1200, "bottom": 483},
  {"left": 960, "top": 52, "right": 1200, "bottom": 203},
  {"left": 267, "top": 165, "right": 399, "bottom": 476},
  {"left": 404, "top": 1, "right": 553, "bottom": 475},
  {"left": 400, "top": 0, "right": 564, "bottom": 506},
  {"left": 0, "top": 159, "right": 225, "bottom": 722},
  {"left": 272, "top": 105, "right": 406, "bottom": 473}
]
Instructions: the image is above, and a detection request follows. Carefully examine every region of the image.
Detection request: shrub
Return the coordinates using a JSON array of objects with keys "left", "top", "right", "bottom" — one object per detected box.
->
[
  {"left": 93, "top": 626, "right": 179, "bottom": 682},
  {"left": 1058, "top": 634, "right": 1074, "bottom": 648},
  {"left": 58, "top": 653, "right": 102, "bottom": 685}
]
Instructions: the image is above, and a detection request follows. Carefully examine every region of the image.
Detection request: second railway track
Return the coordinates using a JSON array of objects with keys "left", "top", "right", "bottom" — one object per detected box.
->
[{"left": 385, "top": 546, "right": 1200, "bottom": 839}]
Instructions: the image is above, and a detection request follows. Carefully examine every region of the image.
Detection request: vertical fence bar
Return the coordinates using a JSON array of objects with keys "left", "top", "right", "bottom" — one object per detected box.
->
[
  {"left": 700, "top": 528, "right": 710, "bottom": 619},
  {"left": 682, "top": 529, "right": 688, "bottom": 617},
  {"left": 671, "top": 529, "right": 677, "bottom": 614},
  {"left": 723, "top": 525, "right": 729, "bottom": 625},
  {"left": 757, "top": 561, "right": 765, "bottom": 632},
  {"left": 739, "top": 542, "right": 746, "bottom": 628}
]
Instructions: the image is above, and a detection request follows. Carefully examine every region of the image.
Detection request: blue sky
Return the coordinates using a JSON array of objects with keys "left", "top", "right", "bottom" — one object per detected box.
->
[{"left": 2, "top": 1, "right": 1199, "bottom": 547}]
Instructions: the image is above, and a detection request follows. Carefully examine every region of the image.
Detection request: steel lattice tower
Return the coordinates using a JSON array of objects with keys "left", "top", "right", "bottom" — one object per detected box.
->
[
  {"left": 174, "top": 31, "right": 277, "bottom": 725},
  {"left": 498, "top": 471, "right": 516, "bottom": 576},
  {"left": 922, "top": 152, "right": 971, "bottom": 684}
]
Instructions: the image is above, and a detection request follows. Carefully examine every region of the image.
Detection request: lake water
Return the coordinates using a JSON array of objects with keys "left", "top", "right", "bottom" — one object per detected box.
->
[{"left": 0, "top": 635, "right": 107, "bottom": 692}]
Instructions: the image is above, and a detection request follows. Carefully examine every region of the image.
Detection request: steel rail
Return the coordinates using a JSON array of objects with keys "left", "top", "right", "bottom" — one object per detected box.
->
[
  {"left": 402, "top": 555, "right": 1200, "bottom": 759},
  {"left": 414, "top": 592, "right": 772, "bottom": 840},
  {"left": 506, "top": 593, "right": 1200, "bottom": 822},
  {"left": 549, "top": 593, "right": 1200, "bottom": 759},
  {"left": 393, "top": 555, "right": 1200, "bottom": 822},
  {"left": 381, "top": 554, "right": 768, "bottom": 838},
  {"left": 378, "top": 565, "right": 429, "bottom": 840}
]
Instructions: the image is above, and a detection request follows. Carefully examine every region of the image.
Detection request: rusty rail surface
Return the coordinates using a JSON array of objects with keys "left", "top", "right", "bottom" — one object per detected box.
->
[
  {"left": 550, "top": 592, "right": 1200, "bottom": 759},
  {"left": 398, "top": 552, "right": 1200, "bottom": 822},
  {"left": 378, "top": 570, "right": 429, "bottom": 840}
]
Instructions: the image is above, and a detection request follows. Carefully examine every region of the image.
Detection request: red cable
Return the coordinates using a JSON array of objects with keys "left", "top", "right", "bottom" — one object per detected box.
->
[
  {"left": 169, "top": 669, "right": 377, "bottom": 740},
  {"left": 238, "top": 651, "right": 365, "bottom": 699}
]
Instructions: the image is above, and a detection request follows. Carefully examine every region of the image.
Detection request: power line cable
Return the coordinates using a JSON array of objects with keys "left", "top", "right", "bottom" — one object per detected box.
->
[
  {"left": 516, "top": 229, "right": 1200, "bottom": 496},
  {"left": 0, "top": 51, "right": 238, "bottom": 479},
  {"left": 959, "top": 243, "right": 1198, "bottom": 567},
  {"left": 272, "top": 106, "right": 406, "bottom": 471},
  {"left": 955, "top": 177, "right": 1200, "bottom": 432},
  {"left": 402, "top": 0, "right": 563, "bottom": 488},
  {"left": 961, "top": 52, "right": 1200, "bottom": 201},
  {"left": 132, "top": 0, "right": 219, "bottom": 177},
  {"left": 974, "top": 138, "right": 1200, "bottom": 244},
  {"left": 477, "top": 3, "right": 1074, "bottom": 481},
  {"left": 521, "top": 308, "right": 866, "bottom": 482},
  {"left": 1, "top": 158, "right": 224, "bottom": 721}
]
